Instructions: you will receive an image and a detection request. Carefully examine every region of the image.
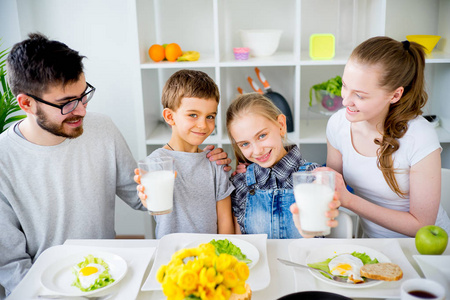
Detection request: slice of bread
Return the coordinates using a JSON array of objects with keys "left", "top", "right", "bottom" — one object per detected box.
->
[{"left": 360, "top": 263, "right": 403, "bottom": 281}]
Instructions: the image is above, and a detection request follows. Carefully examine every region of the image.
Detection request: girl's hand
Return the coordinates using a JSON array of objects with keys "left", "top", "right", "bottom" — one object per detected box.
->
[
  {"left": 204, "top": 145, "right": 232, "bottom": 172},
  {"left": 290, "top": 192, "right": 341, "bottom": 238},
  {"left": 315, "top": 166, "right": 350, "bottom": 207}
]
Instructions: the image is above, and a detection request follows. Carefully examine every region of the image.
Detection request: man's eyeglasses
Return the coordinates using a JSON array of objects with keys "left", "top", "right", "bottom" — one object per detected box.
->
[{"left": 26, "top": 82, "right": 96, "bottom": 115}]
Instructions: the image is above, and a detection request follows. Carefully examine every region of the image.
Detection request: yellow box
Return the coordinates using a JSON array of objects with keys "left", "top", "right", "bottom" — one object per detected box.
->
[
  {"left": 309, "top": 34, "right": 335, "bottom": 60},
  {"left": 406, "top": 35, "right": 441, "bottom": 54}
]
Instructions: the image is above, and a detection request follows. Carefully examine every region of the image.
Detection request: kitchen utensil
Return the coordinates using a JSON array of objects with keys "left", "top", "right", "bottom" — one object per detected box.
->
[
  {"left": 277, "top": 258, "right": 347, "bottom": 283},
  {"left": 247, "top": 76, "right": 264, "bottom": 94},
  {"left": 239, "top": 30, "right": 282, "bottom": 57},
  {"left": 406, "top": 35, "right": 441, "bottom": 54},
  {"left": 254, "top": 67, "right": 294, "bottom": 132}
]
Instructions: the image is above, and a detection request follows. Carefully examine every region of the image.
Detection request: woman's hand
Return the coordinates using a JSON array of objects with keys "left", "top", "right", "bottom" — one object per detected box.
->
[
  {"left": 204, "top": 145, "right": 232, "bottom": 172},
  {"left": 290, "top": 192, "right": 341, "bottom": 238},
  {"left": 315, "top": 166, "right": 350, "bottom": 207}
]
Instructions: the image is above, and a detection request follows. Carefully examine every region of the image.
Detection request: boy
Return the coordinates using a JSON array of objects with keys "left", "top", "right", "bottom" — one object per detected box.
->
[{"left": 139, "top": 69, "right": 235, "bottom": 238}]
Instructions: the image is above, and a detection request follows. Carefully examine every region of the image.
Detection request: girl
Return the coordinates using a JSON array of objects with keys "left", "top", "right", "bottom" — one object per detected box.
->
[
  {"left": 322, "top": 36, "right": 450, "bottom": 238},
  {"left": 226, "top": 93, "right": 339, "bottom": 238}
]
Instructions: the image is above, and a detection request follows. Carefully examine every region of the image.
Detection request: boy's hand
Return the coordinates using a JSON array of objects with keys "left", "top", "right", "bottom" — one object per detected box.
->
[
  {"left": 134, "top": 168, "right": 177, "bottom": 208},
  {"left": 204, "top": 145, "right": 232, "bottom": 172},
  {"left": 290, "top": 192, "right": 341, "bottom": 238},
  {"left": 134, "top": 168, "right": 148, "bottom": 208}
]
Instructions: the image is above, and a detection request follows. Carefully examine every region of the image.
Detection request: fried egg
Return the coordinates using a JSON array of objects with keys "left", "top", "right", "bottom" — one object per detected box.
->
[
  {"left": 328, "top": 254, "right": 364, "bottom": 283},
  {"left": 76, "top": 263, "right": 105, "bottom": 289}
]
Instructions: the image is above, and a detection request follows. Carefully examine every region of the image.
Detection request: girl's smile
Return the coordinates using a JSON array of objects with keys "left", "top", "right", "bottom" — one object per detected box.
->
[{"left": 255, "top": 149, "right": 272, "bottom": 163}]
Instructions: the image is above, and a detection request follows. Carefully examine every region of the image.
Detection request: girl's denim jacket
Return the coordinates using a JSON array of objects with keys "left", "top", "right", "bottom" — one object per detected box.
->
[{"left": 231, "top": 145, "right": 319, "bottom": 239}]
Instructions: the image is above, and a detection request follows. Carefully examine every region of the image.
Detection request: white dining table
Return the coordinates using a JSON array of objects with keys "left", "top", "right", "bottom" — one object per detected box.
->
[{"left": 7, "top": 237, "right": 449, "bottom": 300}]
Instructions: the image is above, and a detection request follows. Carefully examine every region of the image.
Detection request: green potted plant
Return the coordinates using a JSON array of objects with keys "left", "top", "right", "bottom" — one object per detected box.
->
[
  {"left": 309, "top": 75, "right": 343, "bottom": 112},
  {"left": 0, "top": 41, "right": 25, "bottom": 133}
]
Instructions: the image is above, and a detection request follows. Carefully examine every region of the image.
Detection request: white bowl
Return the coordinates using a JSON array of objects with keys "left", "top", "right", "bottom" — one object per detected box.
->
[{"left": 239, "top": 29, "right": 282, "bottom": 57}]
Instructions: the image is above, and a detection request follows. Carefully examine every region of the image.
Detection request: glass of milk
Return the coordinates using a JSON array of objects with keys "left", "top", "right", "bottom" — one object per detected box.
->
[
  {"left": 138, "top": 156, "right": 175, "bottom": 215},
  {"left": 293, "top": 171, "right": 335, "bottom": 236}
]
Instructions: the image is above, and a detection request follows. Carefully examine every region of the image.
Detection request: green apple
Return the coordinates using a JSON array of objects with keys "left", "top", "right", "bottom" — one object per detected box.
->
[{"left": 415, "top": 225, "right": 448, "bottom": 255}]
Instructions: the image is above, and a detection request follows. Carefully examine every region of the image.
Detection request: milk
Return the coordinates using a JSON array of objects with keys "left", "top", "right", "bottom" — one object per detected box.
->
[
  {"left": 141, "top": 170, "right": 174, "bottom": 215},
  {"left": 294, "top": 183, "right": 334, "bottom": 235}
]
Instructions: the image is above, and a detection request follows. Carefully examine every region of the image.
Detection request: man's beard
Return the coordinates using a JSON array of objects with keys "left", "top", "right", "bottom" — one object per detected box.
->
[{"left": 35, "top": 105, "right": 84, "bottom": 139}]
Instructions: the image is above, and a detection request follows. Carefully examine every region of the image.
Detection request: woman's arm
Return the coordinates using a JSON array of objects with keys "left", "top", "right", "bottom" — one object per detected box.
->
[
  {"left": 326, "top": 140, "right": 343, "bottom": 175},
  {"left": 217, "top": 196, "right": 235, "bottom": 234},
  {"left": 324, "top": 145, "right": 441, "bottom": 237}
]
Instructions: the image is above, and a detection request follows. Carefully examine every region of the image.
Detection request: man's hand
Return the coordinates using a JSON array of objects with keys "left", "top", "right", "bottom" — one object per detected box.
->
[
  {"left": 231, "top": 162, "right": 249, "bottom": 176},
  {"left": 203, "top": 145, "right": 232, "bottom": 172}
]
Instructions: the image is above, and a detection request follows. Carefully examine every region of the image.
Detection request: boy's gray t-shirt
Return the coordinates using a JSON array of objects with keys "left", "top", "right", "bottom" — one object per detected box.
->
[{"left": 149, "top": 148, "right": 234, "bottom": 239}]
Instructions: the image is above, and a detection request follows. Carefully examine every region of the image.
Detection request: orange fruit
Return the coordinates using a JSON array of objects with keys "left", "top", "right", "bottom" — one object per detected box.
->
[
  {"left": 149, "top": 44, "right": 165, "bottom": 62},
  {"left": 165, "top": 43, "right": 182, "bottom": 62}
]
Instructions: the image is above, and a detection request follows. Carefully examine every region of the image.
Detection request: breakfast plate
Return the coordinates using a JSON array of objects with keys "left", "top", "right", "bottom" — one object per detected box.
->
[
  {"left": 305, "top": 244, "right": 391, "bottom": 289},
  {"left": 40, "top": 251, "right": 127, "bottom": 296},
  {"left": 184, "top": 237, "right": 260, "bottom": 269}
]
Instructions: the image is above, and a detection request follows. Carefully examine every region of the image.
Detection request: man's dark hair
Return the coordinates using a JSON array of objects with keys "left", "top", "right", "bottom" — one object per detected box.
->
[{"left": 6, "top": 32, "right": 85, "bottom": 97}]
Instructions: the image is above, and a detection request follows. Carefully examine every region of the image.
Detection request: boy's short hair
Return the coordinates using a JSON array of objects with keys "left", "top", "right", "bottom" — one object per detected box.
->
[
  {"left": 6, "top": 32, "right": 85, "bottom": 97},
  {"left": 161, "top": 69, "right": 220, "bottom": 110}
]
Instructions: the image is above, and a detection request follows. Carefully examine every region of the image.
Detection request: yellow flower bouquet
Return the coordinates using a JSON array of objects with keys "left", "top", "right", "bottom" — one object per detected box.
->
[{"left": 156, "top": 243, "right": 250, "bottom": 300}]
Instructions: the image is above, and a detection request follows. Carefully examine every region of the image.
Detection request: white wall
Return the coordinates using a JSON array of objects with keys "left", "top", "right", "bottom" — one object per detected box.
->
[{"left": 0, "top": 0, "right": 153, "bottom": 237}]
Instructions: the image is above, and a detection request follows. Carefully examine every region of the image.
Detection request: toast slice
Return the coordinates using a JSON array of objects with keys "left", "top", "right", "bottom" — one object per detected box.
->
[{"left": 360, "top": 263, "right": 403, "bottom": 281}]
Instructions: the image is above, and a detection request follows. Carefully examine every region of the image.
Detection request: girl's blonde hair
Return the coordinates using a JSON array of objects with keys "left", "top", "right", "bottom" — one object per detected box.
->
[
  {"left": 226, "top": 93, "right": 285, "bottom": 167},
  {"left": 350, "top": 36, "right": 427, "bottom": 197}
]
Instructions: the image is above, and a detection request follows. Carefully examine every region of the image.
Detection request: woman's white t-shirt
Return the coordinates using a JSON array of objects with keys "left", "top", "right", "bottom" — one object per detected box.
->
[{"left": 327, "top": 108, "right": 450, "bottom": 238}]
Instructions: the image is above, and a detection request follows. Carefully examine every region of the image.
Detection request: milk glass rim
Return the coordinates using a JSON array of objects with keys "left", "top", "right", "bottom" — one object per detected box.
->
[{"left": 292, "top": 170, "right": 335, "bottom": 176}]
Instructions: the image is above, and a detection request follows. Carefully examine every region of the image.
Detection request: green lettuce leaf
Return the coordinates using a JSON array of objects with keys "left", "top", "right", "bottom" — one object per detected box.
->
[
  {"left": 72, "top": 255, "right": 115, "bottom": 292},
  {"left": 209, "top": 239, "right": 252, "bottom": 264}
]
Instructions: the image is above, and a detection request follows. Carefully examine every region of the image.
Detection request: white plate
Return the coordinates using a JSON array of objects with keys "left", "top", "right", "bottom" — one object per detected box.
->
[
  {"left": 305, "top": 244, "right": 391, "bottom": 289},
  {"left": 413, "top": 255, "right": 450, "bottom": 293},
  {"left": 40, "top": 251, "right": 128, "bottom": 296},
  {"left": 185, "top": 237, "right": 260, "bottom": 269}
]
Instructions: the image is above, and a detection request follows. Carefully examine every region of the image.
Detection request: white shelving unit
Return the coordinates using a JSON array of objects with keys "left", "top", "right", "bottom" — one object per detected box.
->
[{"left": 135, "top": 0, "right": 450, "bottom": 158}]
